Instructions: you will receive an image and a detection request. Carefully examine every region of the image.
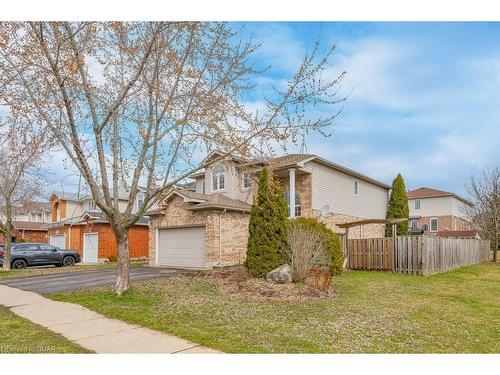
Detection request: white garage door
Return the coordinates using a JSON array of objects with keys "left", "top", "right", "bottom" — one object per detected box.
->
[
  {"left": 83, "top": 232, "right": 99, "bottom": 263},
  {"left": 157, "top": 226, "right": 206, "bottom": 268},
  {"left": 50, "top": 234, "right": 66, "bottom": 249}
]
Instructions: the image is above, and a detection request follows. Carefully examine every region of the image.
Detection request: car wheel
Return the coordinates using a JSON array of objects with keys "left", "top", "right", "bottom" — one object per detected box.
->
[
  {"left": 62, "top": 256, "right": 76, "bottom": 266},
  {"left": 11, "top": 259, "right": 27, "bottom": 269}
]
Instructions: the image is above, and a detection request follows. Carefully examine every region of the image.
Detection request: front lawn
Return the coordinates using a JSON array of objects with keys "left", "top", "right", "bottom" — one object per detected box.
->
[
  {"left": 0, "top": 306, "right": 90, "bottom": 354},
  {"left": 49, "top": 263, "right": 500, "bottom": 353}
]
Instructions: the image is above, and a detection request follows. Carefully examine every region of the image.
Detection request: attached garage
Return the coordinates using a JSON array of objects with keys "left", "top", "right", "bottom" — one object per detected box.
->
[
  {"left": 156, "top": 226, "right": 206, "bottom": 268},
  {"left": 148, "top": 190, "right": 251, "bottom": 269},
  {"left": 50, "top": 234, "right": 66, "bottom": 249}
]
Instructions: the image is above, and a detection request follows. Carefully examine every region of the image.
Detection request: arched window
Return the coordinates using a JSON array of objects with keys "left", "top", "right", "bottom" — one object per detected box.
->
[
  {"left": 284, "top": 191, "right": 301, "bottom": 217},
  {"left": 212, "top": 164, "right": 225, "bottom": 191}
]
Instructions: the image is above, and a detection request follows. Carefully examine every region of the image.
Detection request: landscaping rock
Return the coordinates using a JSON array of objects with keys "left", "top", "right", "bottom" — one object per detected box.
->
[{"left": 266, "top": 264, "right": 292, "bottom": 284}]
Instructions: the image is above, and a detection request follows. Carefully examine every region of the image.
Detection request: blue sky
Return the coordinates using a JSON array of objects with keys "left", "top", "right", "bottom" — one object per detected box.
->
[
  {"left": 48, "top": 22, "right": 500, "bottom": 197},
  {"left": 237, "top": 22, "right": 500, "bottom": 196}
]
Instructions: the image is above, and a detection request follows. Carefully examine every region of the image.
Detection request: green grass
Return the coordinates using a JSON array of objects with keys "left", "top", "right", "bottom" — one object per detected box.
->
[
  {"left": 49, "top": 263, "right": 500, "bottom": 353},
  {"left": 0, "top": 261, "right": 147, "bottom": 280},
  {"left": 0, "top": 306, "right": 90, "bottom": 353}
]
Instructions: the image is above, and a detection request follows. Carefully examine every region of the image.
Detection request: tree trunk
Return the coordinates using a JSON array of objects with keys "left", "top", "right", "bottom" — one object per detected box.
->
[
  {"left": 114, "top": 228, "right": 130, "bottom": 295},
  {"left": 2, "top": 221, "right": 13, "bottom": 271}
]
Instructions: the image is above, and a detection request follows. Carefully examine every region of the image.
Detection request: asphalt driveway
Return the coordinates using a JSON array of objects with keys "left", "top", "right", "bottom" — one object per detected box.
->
[{"left": 0, "top": 267, "right": 181, "bottom": 294}]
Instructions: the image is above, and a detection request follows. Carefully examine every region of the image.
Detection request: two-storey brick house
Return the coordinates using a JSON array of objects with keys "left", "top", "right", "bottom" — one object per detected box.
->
[
  {"left": 147, "top": 151, "right": 391, "bottom": 269},
  {"left": 407, "top": 187, "right": 476, "bottom": 237},
  {"left": 47, "top": 190, "right": 149, "bottom": 263},
  {"left": 0, "top": 201, "right": 51, "bottom": 244}
]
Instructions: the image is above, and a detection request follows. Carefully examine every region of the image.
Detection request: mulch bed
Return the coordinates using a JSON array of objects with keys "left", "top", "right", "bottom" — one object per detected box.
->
[{"left": 185, "top": 266, "right": 338, "bottom": 302}]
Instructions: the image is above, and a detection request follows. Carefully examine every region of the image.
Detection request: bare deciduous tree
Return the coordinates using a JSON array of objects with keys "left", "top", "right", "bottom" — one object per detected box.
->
[
  {"left": 0, "top": 22, "right": 346, "bottom": 293},
  {"left": 0, "top": 113, "right": 51, "bottom": 270},
  {"left": 465, "top": 167, "right": 500, "bottom": 262}
]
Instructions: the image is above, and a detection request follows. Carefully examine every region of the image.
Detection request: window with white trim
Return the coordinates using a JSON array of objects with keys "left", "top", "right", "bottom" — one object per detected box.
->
[
  {"left": 242, "top": 173, "right": 252, "bottom": 189},
  {"left": 212, "top": 164, "right": 225, "bottom": 191},
  {"left": 136, "top": 193, "right": 144, "bottom": 212},
  {"left": 430, "top": 217, "right": 438, "bottom": 232},
  {"left": 414, "top": 199, "right": 421, "bottom": 209},
  {"left": 411, "top": 219, "right": 418, "bottom": 228},
  {"left": 87, "top": 200, "right": 97, "bottom": 211},
  {"left": 284, "top": 191, "right": 301, "bottom": 217},
  {"left": 354, "top": 180, "right": 360, "bottom": 196}
]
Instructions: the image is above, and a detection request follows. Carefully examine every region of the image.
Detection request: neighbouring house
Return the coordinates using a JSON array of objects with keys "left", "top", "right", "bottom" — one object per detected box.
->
[
  {"left": 147, "top": 151, "right": 391, "bottom": 269},
  {"left": 407, "top": 187, "right": 477, "bottom": 237},
  {"left": 47, "top": 190, "right": 149, "bottom": 263},
  {"left": 0, "top": 201, "right": 51, "bottom": 244}
]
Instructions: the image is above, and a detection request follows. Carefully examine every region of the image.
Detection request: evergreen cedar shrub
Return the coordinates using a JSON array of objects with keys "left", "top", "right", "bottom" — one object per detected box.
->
[
  {"left": 245, "top": 168, "right": 289, "bottom": 278},
  {"left": 385, "top": 173, "right": 410, "bottom": 237},
  {"left": 293, "top": 217, "right": 344, "bottom": 275}
]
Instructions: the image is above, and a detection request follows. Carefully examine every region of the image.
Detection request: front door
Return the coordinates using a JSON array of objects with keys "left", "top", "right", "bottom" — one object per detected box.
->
[{"left": 83, "top": 233, "right": 99, "bottom": 263}]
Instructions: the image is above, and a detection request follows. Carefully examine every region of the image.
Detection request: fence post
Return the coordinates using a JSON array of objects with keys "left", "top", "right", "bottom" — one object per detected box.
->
[{"left": 392, "top": 223, "right": 397, "bottom": 272}]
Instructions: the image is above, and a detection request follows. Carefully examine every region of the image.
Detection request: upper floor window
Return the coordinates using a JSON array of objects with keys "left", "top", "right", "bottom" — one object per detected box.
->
[
  {"left": 242, "top": 173, "right": 252, "bottom": 189},
  {"left": 414, "top": 199, "right": 421, "bottom": 209},
  {"left": 284, "top": 191, "right": 301, "bottom": 217},
  {"left": 136, "top": 193, "right": 144, "bottom": 211},
  {"left": 212, "top": 164, "right": 225, "bottom": 191},
  {"left": 430, "top": 217, "right": 438, "bottom": 232},
  {"left": 87, "top": 200, "right": 97, "bottom": 211},
  {"left": 354, "top": 180, "right": 360, "bottom": 196}
]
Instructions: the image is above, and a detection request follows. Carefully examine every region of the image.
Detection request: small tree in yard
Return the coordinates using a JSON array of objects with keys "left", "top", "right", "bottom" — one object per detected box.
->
[
  {"left": 385, "top": 173, "right": 409, "bottom": 237},
  {"left": 245, "top": 168, "right": 289, "bottom": 277},
  {"left": 0, "top": 22, "right": 346, "bottom": 293},
  {"left": 465, "top": 168, "right": 500, "bottom": 262},
  {"left": 0, "top": 113, "right": 51, "bottom": 270}
]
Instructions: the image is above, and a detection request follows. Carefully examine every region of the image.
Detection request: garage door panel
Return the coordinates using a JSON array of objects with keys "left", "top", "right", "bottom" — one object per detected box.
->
[
  {"left": 50, "top": 234, "right": 66, "bottom": 249},
  {"left": 157, "top": 226, "right": 205, "bottom": 268}
]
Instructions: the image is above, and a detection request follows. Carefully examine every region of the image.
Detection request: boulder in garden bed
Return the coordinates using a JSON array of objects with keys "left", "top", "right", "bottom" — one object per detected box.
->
[{"left": 266, "top": 264, "right": 292, "bottom": 284}]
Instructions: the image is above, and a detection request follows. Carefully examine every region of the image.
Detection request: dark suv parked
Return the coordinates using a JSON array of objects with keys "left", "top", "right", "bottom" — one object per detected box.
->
[{"left": 0, "top": 243, "right": 81, "bottom": 269}]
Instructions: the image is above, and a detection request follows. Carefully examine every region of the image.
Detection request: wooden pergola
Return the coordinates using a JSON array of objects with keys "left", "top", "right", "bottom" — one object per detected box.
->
[{"left": 336, "top": 218, "right": 408, "bottom": 269}]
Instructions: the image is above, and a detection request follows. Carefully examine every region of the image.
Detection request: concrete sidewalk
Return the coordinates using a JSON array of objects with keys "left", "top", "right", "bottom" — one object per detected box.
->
[{"left": 0, "top": 285, "right": 220, "bottom": 354}]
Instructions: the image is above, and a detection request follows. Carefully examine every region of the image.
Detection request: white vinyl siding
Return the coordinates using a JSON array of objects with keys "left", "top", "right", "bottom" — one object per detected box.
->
[
  {"left": 306, "top": 161, "right": 388, "bottom": 219},
  {"left": 409, "top": 196, "right": 454, "bottom": 217}
]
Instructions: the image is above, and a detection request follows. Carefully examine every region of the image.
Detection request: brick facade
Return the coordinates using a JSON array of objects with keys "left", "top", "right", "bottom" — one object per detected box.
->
[
  {"left": 413, "top": 215, "right": 474, "bottom": 235},
  {"left": 148, "top": 195, "right": 250, "bottom": 268},
  {"left": 48, "top": 222, "right": 148, "bottom": 262},
  {"left": 0, "top": 229, "right": 48, "bottom": 244}
]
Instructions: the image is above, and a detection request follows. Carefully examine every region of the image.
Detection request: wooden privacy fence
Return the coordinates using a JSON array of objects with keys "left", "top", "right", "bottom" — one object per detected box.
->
[{"left": 347, "top": 236, "right": 490, "bottom": 275}]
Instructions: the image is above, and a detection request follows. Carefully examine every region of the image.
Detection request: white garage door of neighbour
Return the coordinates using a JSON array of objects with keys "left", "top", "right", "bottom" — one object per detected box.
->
[
  {"left": 50, "top": 234, "right": 66, "bottom": 249},
  {"left": 157, "top": 226, "right": 205, "bottom": 268},
  {"left": 83, "top": 233, "right": 99, "bottom": 263}
]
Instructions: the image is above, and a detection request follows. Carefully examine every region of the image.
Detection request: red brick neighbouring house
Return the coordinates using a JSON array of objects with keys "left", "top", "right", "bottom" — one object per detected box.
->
[
  {"left": 407, "top": 187, "right": 476, "bottom": 237},
  {"left": 0, "top": 221, "right": 48, "bottom": 244},
  {"left": 47, "top": 192, "right": 149, "bottom": 262}
]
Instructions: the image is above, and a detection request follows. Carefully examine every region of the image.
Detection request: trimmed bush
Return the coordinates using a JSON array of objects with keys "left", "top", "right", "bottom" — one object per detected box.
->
[
  {"left": 293, "top": 217, "right": 344, "bottom": 275},
  {"left": 245, "top": 168, "right": 289, "bottom": 278},
  {"left": 385, "top": 173, "right": 409, "bottom": 236}
]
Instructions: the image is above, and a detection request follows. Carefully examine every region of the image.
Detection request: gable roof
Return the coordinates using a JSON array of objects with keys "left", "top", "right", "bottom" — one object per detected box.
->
[
  {"left": 12, "top": 221, "right": 48, "bottom": 231},
  {"left": 245, "top": 154, "right": 390, "bottom": 189},
  {"left": 407, "top": 187, "right": 472, "bottom": 206},
  {"left": 159, "top": 188, "right": 251, "bottom": 213}
]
